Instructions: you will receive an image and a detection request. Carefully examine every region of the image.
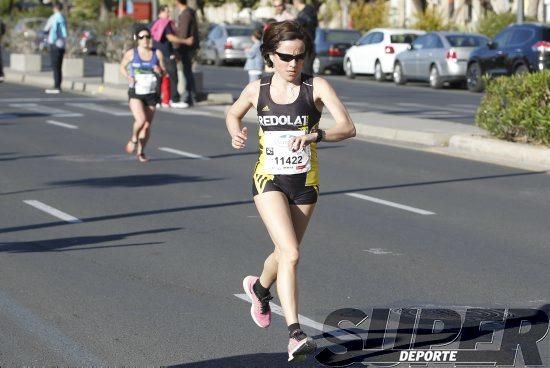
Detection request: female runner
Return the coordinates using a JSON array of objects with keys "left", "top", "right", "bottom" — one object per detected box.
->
[
  {"left": 226, "top": 21, "right": 356, "bottom": 362},
  {"left": 120, "top": 25, "right": 166, "bottom": 162}
]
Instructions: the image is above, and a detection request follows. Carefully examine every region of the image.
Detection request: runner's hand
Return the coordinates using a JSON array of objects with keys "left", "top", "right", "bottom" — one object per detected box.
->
[
  {"left": 231, "top": 127, "right": 247, "bottom": 149},
  {"left": 289, "top": 133, "right": 316, "bottom": 152}
]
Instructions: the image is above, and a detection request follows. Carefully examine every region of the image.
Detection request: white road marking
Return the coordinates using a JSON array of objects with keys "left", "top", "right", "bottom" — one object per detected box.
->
[
  {"left": 364, "top": 248, "right": 402, "bottom": 256},
  {"left": 23, "top": 200, "right": 82, "bottom": 223},
  {"left": 345, "top": 193, "right": 435, "bottom": 215},
  {"left": 45, "top": 120, "right": 78, "bottom": 129},
  {"left": 161, "top": 108, "right": 214, "bottom": 117},
  {"left": 9, "top": 103, "right": 82, "bottom": 117},
  {"left": 66, "top": 103, "right": 132, "bottom": 116},
  {"left": 0, "top": 290, "right": 105, "bottom": 365},
  {"left": 234, "top": 293, "right": 326, "bottom": 332},
  {"left": 0, "top": 97, "right": 108, "bottom": 103},
  {"left": 158, "top": 147, "right": 210, "bottom": 160}
]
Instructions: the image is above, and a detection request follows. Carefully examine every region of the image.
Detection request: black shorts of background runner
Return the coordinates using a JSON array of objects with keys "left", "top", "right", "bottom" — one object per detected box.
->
[{"left": 128, "top": 88, "right": 160, "bottom": 106}]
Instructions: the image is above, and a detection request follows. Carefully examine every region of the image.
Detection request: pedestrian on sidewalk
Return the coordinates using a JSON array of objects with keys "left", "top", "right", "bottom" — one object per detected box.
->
[
  {"left": 151, "top": 5, "right": 194, "bottom": 108},
  {"left": 226, "top": 21, "right": 355, "bottom": 363},
  {"left": 293, "top": 0, "right": 317, "bottom": 75},
  {"left": 0, "top": 19, "right": 5, "bottom": 82},
  {"left": 244, "top": 29, "right": 264, "bottom": 83},
  {"left": 44, "top": 3, "right": 68, "bottom": 94},
  {"left": 175, "top": 0, "right": 200, "bottom": 107},
  {"left": 120, "top": 25, "right": 166, "bottom": 163},
  {"left": 273, "top": 0, "right": 294, "bottom": 22}
]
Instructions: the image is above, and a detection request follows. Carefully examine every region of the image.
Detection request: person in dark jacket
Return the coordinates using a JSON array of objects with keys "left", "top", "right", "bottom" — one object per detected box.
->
[
  {"left": 176, "top": 0, "right": 200, "bottom": 106},
  {"left": 293, "top": 0, "right": 317, "bottom": 75},
  {"left": 0, "top": 19, "right": 5, "bottom": 82},
  {"left": 151, "top": 5, "right": 193, "bottom": 108}
]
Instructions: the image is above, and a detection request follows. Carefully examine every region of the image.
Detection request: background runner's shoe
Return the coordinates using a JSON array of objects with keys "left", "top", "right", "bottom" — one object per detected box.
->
[
  {"left": 288, "top": 330, "right": 316, "bottom": 362},
  {"left": 242, "top": 275, "right": 272, "bottom": 328}
]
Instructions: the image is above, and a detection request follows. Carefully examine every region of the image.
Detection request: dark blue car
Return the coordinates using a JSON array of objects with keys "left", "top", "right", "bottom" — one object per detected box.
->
[
  {"left": 466, "top": 23, "right": 550, "bottom": 92},
  {"left": 313, "top": 28, "right": 361, "bottom": 75}
]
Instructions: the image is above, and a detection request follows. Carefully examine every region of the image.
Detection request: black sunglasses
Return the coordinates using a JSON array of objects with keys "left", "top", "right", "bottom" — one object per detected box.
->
[
  {"left": 137, "top": 35, "right": 151, "bottom": 40},
  {"left": 274, "top": 51, "right": 306, "bottom": 62}
]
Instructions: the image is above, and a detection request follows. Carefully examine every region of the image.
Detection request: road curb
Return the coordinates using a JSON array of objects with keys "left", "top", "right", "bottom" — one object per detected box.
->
[
  {"left": 449, "top": 135, "right": 550, "bottom": 169},
  {"left": 5, "top": 70, "right": 233, "bottom": 105},
  {"left": 354, "top": 123, "right": 452, "bottom": 146}
]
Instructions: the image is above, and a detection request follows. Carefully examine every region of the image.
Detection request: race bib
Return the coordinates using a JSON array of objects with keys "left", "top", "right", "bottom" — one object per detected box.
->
[
  {"left": 134, "top": 73, "right": 157, "bottom": 95},
  {"left": 264, "top": 131, "right": 311, "bottom": 175}
]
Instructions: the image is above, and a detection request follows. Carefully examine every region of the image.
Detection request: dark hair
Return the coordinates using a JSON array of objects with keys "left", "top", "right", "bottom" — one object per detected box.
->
[
  {"left": 158, "top": 5, "right": 169, "bottom": 14},
  {"left": 260, "top": 21, "right": 312, "bottom": 68},
  {"left": 252, "top": 29, "right": 263, "bottom": 40},
  {"left": 176, "top": 0, "right": 188, "bottom": 5},
  {"left": 133, "top": 24, "right": 150, "bottom": 39},
  {"left": 53, "top": 2, "right": 63, "bottom": 11}
]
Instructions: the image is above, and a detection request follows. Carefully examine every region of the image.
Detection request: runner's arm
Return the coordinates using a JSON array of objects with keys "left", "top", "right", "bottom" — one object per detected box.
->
[
  {"left": 313, "top": 77, "right": 356, "bottom": 142},
  {"left": 226, "top": 81, "right": 259, "bottom": 149},
  {"left": 156, "top": 49, "right": 167, "bottom": 75},
  {"left": 119, "top": 49, "right": 134, "bottom": 83}
]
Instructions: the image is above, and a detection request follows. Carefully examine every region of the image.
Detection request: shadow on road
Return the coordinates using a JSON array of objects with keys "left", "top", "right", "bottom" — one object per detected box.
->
[
  {"left": 0, "top": 227, "right": 181, "bottom": 253},
  {"left": 47, "top": 174, "right": 223, "bottom": 188},
  {"left": 169, "top": 352, "right": 322, "bottom": 367}
]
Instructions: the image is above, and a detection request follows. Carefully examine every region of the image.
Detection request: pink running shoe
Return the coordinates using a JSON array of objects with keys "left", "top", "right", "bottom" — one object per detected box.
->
[
  {"left": 288, "top": 330, "right": 317, "bottom": 362},
  {"left": 242, "top": 275, "right": 272, "bottom": 328}
]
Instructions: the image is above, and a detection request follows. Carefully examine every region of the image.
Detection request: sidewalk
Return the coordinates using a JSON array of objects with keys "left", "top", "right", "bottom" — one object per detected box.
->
[{"left": 4, "top": 68, "right": 550, "bottom": 171}]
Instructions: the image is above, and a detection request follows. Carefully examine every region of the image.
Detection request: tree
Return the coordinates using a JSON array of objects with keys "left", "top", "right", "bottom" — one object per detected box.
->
[{"left": 100, "top": 0, "right": 113, "bottom": 21}]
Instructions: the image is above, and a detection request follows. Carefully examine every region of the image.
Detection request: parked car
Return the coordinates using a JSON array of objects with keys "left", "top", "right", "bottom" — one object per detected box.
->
[
  {"left": 466, "top": 23, "right": 550, "bottom": 92},
  {"left": 393, "top": 32, "right": 489, "bottom": 89},
  {"left": 343, "top": 28, "right": 425, "bottom": 81},
  {"left": 200, "top": 24, "right": 254, "bottom": 66},
  {"left": 12, "top": 17, "right": 48, "bottom": 53},
  {"left": 313, "top": 28, "right": 361, "bottom": 75}
]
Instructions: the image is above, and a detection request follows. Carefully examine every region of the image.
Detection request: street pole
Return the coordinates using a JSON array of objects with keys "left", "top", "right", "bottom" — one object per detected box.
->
[{"left": 517, "top": 0, "right": 524, "bottom": 24}]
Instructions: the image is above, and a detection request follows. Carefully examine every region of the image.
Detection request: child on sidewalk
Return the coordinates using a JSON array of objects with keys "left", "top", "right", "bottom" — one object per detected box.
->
[{"left": 244, "top": 29, "right": 264, "bottom": 83}]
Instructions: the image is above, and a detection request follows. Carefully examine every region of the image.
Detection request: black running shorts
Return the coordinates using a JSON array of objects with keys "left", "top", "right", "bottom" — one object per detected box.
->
[
  {"left": 128, "top": 88, "right": 160, "bottom": 106},
  {"left": 252, "top": 173, "right": 318, "bottom": 205}
]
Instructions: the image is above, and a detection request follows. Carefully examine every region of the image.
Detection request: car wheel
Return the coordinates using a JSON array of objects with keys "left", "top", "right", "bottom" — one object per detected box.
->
[
  {"left": 313, "top": 57, "right": 323, "bottom": 75},
  {"left": 514, "top": 64, "right": 529, "bottom": 75},
  {"left": 429, "top": 65, "right": 443, "bottom": 89},
  {"left": 345, "top": 59, "right": 355, "bottom": 79},
  {"left": 393, "top": 63, "right": 406, "bottom": 85},
  {"left": 374, "top": 61, "right": 384, "bottom": 82},
  {"left": 466, "top": 62, "right": 484, "bottom": 92}
]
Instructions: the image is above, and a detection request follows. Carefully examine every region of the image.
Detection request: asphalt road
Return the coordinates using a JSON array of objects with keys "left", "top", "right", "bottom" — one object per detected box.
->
[{"left": 1, "top": 83, "right": 549, "bottom": 366}]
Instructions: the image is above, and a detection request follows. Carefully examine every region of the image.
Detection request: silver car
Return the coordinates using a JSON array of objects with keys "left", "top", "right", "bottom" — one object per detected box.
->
[
  {"left": 200, "top": 24, "right": 254, "bottom": 66},
  {"left": 393, "top": 32, "right": 489, "bottom": 88}
]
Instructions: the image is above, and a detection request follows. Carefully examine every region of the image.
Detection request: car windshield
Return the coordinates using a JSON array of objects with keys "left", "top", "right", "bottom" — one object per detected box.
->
[
  {"left": 543, "top": 27, "right": 550, "bottom": 41},
  {"left": 227, "top": 28, "right": 253, "bottom": 37},
  {"left": 326, "top": 30, "right": 361, "bottom": 43},
  {"left": 445, "top": 35, "right": 488, "bottom": 47},
  {"left": 390, "top": 34, "right": 419, "bottom": 44}
]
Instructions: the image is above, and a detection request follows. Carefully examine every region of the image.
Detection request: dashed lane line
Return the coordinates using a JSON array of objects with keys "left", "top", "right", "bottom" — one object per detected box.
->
[
  {"left": 23, "top": 200, "right": 82, "bottom": 223},
  {"left": 345, "top": 193, "right": 435, "bottom": 215},
  {"left": 45, "top": 120, "right": 78, "bottom": 129},
  {"left": 158, "top": 147, "right": 210, "bottom": 160}
]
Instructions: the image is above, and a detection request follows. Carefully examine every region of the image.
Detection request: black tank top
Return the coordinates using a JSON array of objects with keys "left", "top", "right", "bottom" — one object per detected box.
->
[{"left": 253, "top": 73, "right": 321, "bottom": 185}]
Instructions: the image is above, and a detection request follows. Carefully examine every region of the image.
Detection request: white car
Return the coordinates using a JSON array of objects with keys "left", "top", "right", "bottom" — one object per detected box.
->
[{"left": 343, "top": 28, "right": 425, "bottom": 81}]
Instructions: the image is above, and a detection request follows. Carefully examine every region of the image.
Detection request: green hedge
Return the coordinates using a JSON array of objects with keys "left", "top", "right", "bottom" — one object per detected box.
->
[{"left": 476, "top": 71, "right": 550, "bottom": 146}]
